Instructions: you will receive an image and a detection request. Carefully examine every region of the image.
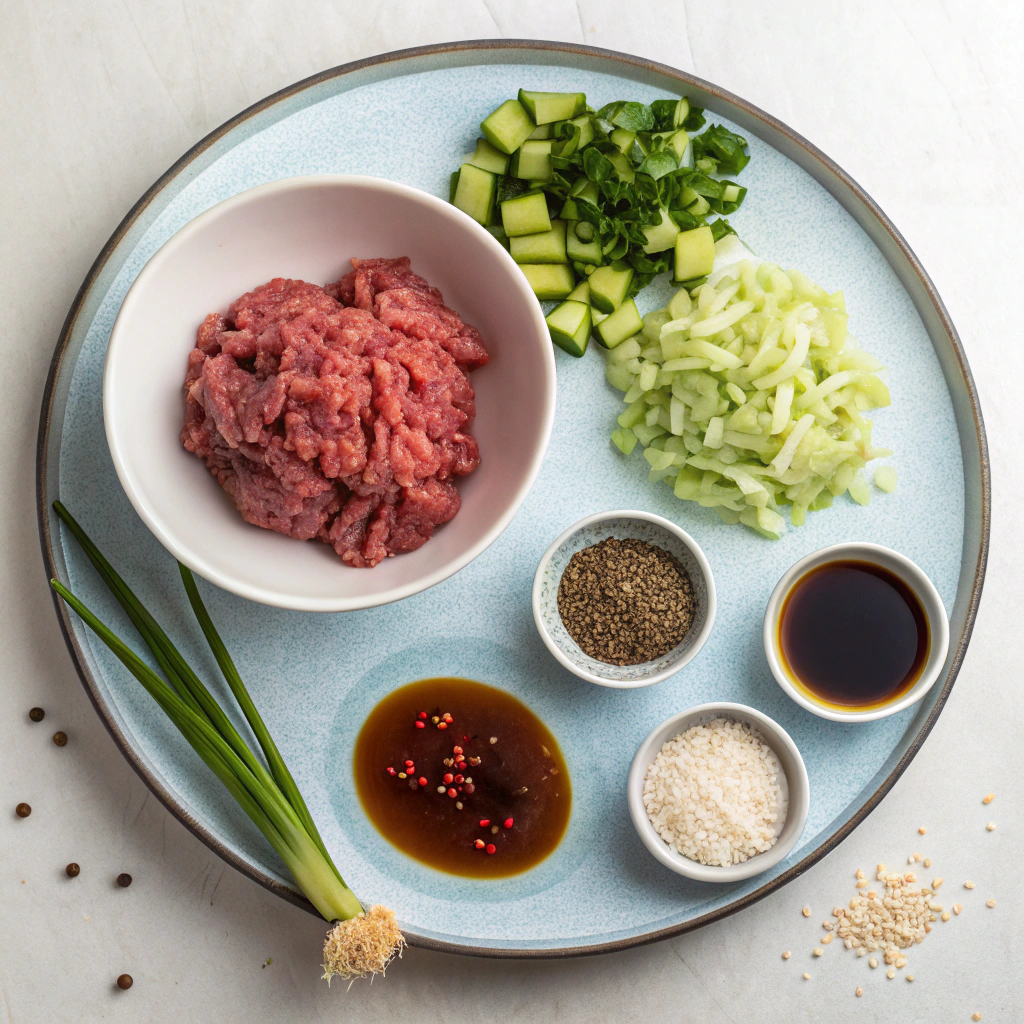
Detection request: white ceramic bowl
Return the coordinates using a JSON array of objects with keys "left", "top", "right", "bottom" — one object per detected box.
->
[
  {"left": 627, "top": 702, "right": 809, "bottom": 883},
  {"left": 104, "top": 175, "right": 555, "bottom": 612},
  {"left": 532, "top": 510, "right": 716, "bottom": 688},
  {"left": 763, "top": 543, "right": 950, "bottom": 722}
]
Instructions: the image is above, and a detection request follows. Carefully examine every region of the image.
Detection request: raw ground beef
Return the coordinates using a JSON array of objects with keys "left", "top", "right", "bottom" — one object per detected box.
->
[{"left": 181, "top": 257, "right": 488, "bottom": 567}]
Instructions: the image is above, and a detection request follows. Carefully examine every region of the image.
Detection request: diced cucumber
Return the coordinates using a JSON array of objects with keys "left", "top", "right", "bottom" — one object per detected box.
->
[
  {"left": 566, "top": 222, "right": 603, "bottom": 265},
  {"left": 597, "top": 298, "right": 643, "bottom": 349},
  {"left": 486, "top": 224, "right": 510, "bottom": 249},
  {"left": 510, "top": 220, "right": 567, "bottom": 264},
  {"left": 545, "top": 300, "right": 592, "bottom": 357},
  {"left": 561, "top": 179, "right": 601, "bottom": 219},
  {"left": 606, "top": 150, "right": 635, "bottom": 183},
  {"left": 722, "top": 183, "right": 741, "bottom": 203},
  {"left": 570, "top": 178, "right": 600, "bottom": 201},
  {"left": 481, "top": 99, "right": 536, "bottom": 155},
  {"left": 589, "top": 264, "right": 634, "bottom": 313},
  {"left": 686, "top": 194, "right": 711, "bottom": 217},
  {"left": 667, "top": 129, "right": 690, "bottom": 163},
  {"left": 568, "top": 115, "right": 595, "bottom": 150},
  {"left": 470, "top": 138, "right": 510, "bottom": 175},
  {"left": 528, "top": 122, "right": 553, "bottom": 140},
  {"left": 501, "top": 192, "right": 551, "bottom": 237},
  {"left": 667, "top": 287, "right": 692, "bottom": 319},
  {"left": 674, "top": 225, "right": 715, "bottom": 282},
  {"left": 566, "top": 279, "right": 591, "bottom": 303},
  {"left": 517, "top": 89, "right": 587, "bottom": 125},
  {"left": 610, "top": 128, "right": 636, "bottom": 155},
  {"left": 452, "top": 163, "right": 496, "bottom": 225},
  {"left": 511, "top": 140, "right": 553, "bottom": 181},
  {"left": 642, "top": 208, "right": 679, "bottom": 254},
  {"left": 518, "top": 263, "right": 575, "bottom": 301},
  {"left": 449, "top": 170, "right": 460, "bottom": 204}
]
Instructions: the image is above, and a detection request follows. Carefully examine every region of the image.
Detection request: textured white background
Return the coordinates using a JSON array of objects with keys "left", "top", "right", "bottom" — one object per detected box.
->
[{"left": 2, "top": 2, "right": 1021, "bottom": 1021}]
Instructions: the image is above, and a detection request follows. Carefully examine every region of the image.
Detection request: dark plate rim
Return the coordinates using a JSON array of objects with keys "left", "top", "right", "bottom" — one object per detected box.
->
[{"left": 36, "top": 38, "right": 990, "bottom": 960}]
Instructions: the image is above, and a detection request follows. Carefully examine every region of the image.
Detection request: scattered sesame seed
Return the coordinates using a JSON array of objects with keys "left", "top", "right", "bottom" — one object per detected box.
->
[
  {"left": 803, "top": 973, "right": 810, "bottom": 980},
  {"left": 813, "top": 948, "right": 823, "bottom": 957},
  {"left": 923, "top": 857, "right": 932, "bottom": 868},
  {"left": 985, "top": 898, "right": 995, "bottom": 908},
  {"left": 905, "top": 872, "right": 917, "bottom": 883},
  {"left": 802, "top": 906, "right": 811, "bottom": 917},
  {"left": 964, "top": 881, "right": 975, "bottom": 889},
  {"left": 932, "top": 877, "right": 943, "bottom": 889},
  {"left": 855, "top": 987, "right": 863, "bottom": 997},
  {"left": 982, "top": 794, "right": 994, "bottom": 805},
  {"left": 906, "top": 974, "right": 914, "bottom": 982},
  {"left": 855, "top": 879, "right": 868, "bottom": 888},
  {"left": 918, "top": 826, "right": 927, "bottom": 835},
  {"left": 821, "top": 934, "right": 833, "bottom": 945},
  {"left": 952, "top": 904, "right": 962, "bottom": 915},
  {"left": 985, "top": 822, "right": 996, "bottom": 831},
  {"left": 489, "top": 737, "right": 497, "bottom": 744},
  {"left": 887, "top": 969, "right": 895, "bottom": 980},
  {"left": 973, "top": 1013, "right": 982, "bottom": 1021},
  {"left": 782, "top": 951, "right": 791, "bottom": 960},
  {"left": 855, "top": 868, "right": 865, "bottom": 879},
  {"left": 869, "top": 958, "right": 878, "bottom": 969},
  {"left": 896, "top": 957, "right": 907, "bottom": 969},
  {"left": 941, "top": 911, "right": 950, "bottom": 922}
]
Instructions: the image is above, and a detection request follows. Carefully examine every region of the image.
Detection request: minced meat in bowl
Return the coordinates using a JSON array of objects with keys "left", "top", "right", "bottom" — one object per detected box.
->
[
  {"left": 103, "top": 175, "right": 555, "bottom": 611},
  {"left": 182, "top": 258, "right": 487, "bottom": 568}
]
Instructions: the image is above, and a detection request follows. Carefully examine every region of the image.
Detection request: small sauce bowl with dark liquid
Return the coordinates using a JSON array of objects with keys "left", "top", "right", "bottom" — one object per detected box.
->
[{"left": 763, "top": 544, "right": 950, "bottom": 722}]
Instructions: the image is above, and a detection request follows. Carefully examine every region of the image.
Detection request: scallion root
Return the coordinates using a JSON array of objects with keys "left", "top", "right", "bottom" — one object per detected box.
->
[{"left": 322, "top": 905, "right": 406, "bottom": 984}]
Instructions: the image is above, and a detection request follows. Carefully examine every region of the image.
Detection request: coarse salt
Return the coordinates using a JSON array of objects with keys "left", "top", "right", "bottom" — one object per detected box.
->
[{"left": 642, "top": 717, "right": 787, "bottom": 866}]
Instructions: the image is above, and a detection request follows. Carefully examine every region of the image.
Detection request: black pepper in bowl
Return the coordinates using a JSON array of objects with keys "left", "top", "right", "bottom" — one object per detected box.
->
[{"left": 557, "top": 537, "right": 694, "bottom": 666}]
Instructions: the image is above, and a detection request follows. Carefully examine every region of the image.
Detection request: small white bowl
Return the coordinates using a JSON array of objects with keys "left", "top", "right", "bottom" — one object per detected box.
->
[
  {"left": 763, "top": 543, "right": 950, "bottom": 723},
  {"left": 627, "top": 702, "right": 809, "bottom": 882},
  {"left": 104, "top": 175, "right": 555, "bottom": 612},
  {"left": 531, "top": 510, "right": 716, "bottom": 688}
]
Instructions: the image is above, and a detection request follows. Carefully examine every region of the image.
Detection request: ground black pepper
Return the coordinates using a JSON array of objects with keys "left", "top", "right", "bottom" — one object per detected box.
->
[{"left": 557, "top": 537, "right": 695, "bottom": 666}]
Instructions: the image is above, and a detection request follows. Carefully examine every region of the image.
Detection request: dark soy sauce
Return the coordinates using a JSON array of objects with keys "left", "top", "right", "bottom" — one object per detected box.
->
[
  {"left": 353, "top": 678, "right": 571, "bottom": 878},
  {"left": 778, "top": 561, "right": 929, "bottom": 710}
]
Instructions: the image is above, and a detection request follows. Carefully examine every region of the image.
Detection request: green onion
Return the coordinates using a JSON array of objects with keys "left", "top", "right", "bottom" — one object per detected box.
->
[{"left": 50, "top": 501, "right": 404, "bottom": 982}]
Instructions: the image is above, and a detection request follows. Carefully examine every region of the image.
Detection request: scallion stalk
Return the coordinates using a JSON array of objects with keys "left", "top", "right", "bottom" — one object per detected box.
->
[{"left": 50, "top": 502, "right": 404, "bottom": 982}]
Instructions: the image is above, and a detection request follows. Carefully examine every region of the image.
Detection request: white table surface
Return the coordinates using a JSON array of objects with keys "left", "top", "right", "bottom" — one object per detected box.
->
[{"left": 2, "top": 2, "right": 1021, "bottom": 1021}]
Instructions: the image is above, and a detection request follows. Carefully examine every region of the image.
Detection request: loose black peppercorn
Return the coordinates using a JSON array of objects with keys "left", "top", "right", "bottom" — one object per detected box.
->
[
  {"left": 116, "top": 974, "right": 133, "bottom": 990},
  {"left": 66, "top": 863, "right": 80, "bottom": 878},
  {"left": 52, "top": 731, "right": 68, "bottom": 747},
  {"left": 557, "top": 537, "right": 695, "bottom": 665},
  {"left": 116, "top": 873, "right": 132, "bottom": 888},
  {"left": 15, "top": 803, "right": 31, "bottom": 818},
  {"left": 29, "top": 707, "right": 45, "bottom": 722}
]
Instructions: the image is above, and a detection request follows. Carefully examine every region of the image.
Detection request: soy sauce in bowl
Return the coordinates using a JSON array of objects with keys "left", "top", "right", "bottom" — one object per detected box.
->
[{"left": 778, "top": 560, "right": 929, "bottom": 710}]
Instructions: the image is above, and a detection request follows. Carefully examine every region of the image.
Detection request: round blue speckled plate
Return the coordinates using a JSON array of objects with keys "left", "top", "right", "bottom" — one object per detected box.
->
[{"left": 37, "top": 41, "right": 988, "bottom": 957}]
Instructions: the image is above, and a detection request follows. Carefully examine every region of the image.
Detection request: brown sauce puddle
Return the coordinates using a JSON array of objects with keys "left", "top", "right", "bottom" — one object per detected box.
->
[{"left": 353, "top": 678, "right": 571, "bottom": 878}]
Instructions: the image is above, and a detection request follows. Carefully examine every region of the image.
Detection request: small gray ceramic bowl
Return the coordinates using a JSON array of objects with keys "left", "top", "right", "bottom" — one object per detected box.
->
[
  {"left": 628, "top": 702, "right": 809, "bottom": 882},
  {"left": 531, "top": 510, "right": 716, "bottom": 688}
]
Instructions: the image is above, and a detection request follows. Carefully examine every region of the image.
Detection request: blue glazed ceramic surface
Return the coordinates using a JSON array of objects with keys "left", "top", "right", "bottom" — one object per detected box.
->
[{"left": 46, "top": 52, "right": 973, "bottom": 953}]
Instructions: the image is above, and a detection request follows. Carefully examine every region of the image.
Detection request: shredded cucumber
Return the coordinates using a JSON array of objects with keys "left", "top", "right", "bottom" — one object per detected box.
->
[{"left": 604, "top": 243, "right": 893, "bottom": 537}]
